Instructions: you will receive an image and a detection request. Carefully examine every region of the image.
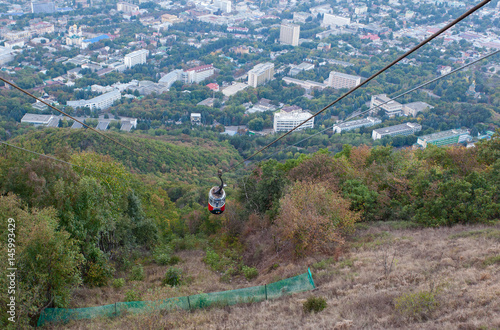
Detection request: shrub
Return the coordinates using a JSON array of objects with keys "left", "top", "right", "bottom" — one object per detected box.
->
[
  {"left": 85, "top": 259, "right": 115, "bottom": 287},
  {"left": 163, "top": 267, "right": 183, "bottom": 287},
  {"left": 242, "top": 265, "right": 258, "bottom": 280},
  {"left": 125, "top": 289, "right": 141, "bottom": 302},
  {"left": 394, "top": 290, "right": 438, "bottom": 321},
  {"left": 168, "top": 255, "right": 182, "bottom": 265},
  {"left": 303, "top": 296, "right": 327, "bottom": 313},
  {"left": 153, "top": 244, "right": 173, "bottom": 265},
  {"left": 112, "top": 278, "right": 125, "bottom": 289},
  {"left": 204, "top": 248, "right": 222, "bottom": 271},
  {"left": 129, "top": 264, "right": 145, "bottom": 281}
]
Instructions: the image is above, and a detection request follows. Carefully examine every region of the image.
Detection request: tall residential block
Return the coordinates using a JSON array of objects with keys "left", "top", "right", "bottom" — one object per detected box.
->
[
  {"left": 124, "top": 49, "right": 149, "bottom": 68},
  {"left": 248, "top": 62, "right": 274, "bottom": 88},
  {"left": 280, "top": 23, "right": 300, "bottom": 46},
  {"left": 31, "top": 1, "right": 56, "bottom": 14},
  {"left": 328, "top": 71, "right": 361, "bottom": 89},
  {"left": 117, "top": 2, "right": 139, "bottom": 13}
]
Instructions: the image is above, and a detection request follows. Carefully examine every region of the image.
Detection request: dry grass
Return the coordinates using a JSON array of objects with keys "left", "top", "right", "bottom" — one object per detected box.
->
[{"left": 48, "top": 222, "right": 500, "bottom": 329}]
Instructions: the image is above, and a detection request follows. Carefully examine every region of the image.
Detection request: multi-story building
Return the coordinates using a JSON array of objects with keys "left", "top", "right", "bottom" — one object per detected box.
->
[
  {"left": 417, "top": 129, "right": 471, "bottom": 148},
  {"left": 67, "top": 90, "right": 122, "bottom": 111},
  {"left": 355, "top": 6, "right": 368, "bottom": 14},
  {"left": 274, "top": 108, "right": 314, "bottom": 132},
  {"left": 322, "top": 14, "right": 350, "bottom": 28},
  {"left": 158, "top": 69, "right": 183, "bottom": 88},
  {"left": 124, "top": 49, "right": 149, "bottom": 68},
  {"left": 333, "top": 117, "right": 381, "bottom": 134},
  {"left": 370, "top": 94, "right": 403, "bottom": 117},
  {"left": 31, "top": 1, "right": 56, "bottom": 14},
  {"left": 3, "top": 30, "right": 31, "bottom": 41},
  {"left": 327, "top": 71, "right": 361, "bottom": 89},
  {"left": 372, "top": 122, "right": 422, "bottom": 140},
  {"left": 280, "top": 22, "right": 300, "bottom": 46},
  {"left": 248, "top": 62, "right": 274, "bottom": 88},
  {"left": 30, "top": 22, "right": 55, "bottom": 35},
  {"left": 0, "top": 46, "right": 15, "bottom": 65},
  {"left": 182, "top": 64, "right": 215, "bottom": 84},
  {"left": 214, "top": 0, "right": 231, "bottom": 13},
  {"left": 117, "top": 2, "right": 139, "bottom": 13}
]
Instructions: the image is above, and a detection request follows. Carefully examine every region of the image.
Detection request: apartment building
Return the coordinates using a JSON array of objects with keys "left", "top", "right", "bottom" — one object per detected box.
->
[
  {"left": 124, "top": 49, "right": 149, "bottom": 68},
  {"left": 248, "top": 62, "right": 274, "bottom": 88}
]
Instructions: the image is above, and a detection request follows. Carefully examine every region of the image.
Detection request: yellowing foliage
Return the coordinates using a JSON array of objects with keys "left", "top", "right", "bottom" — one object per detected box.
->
[{"left": 275, "top": 181, "right": 360, "bottom": 257}]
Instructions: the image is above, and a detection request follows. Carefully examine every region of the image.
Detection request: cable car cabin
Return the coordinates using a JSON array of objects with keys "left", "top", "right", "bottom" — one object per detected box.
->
[{"left": 208, "top": 186, "right": 226, "bottom": 215}]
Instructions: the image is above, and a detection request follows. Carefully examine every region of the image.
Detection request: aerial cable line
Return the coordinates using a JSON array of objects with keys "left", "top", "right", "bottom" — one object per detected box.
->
[
  {"left": 0, "top": 76, "right": 145, "bottom": 158},
  {"left": 252, "top": 48, "right": 500, "bottom": 164},
  {"left": 1, "top": 141, "right": 122, "bottom": 181},
  {"left": 345, "top": 48, "right": 500, "bottom": 121},
  {"left": 226, "top": 0, "right": 492, "bottom": 173}
]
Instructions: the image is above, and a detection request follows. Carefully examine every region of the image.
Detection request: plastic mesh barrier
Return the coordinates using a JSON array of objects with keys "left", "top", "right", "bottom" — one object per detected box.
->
[{"left": 37, "top": 270, "right": 315, "bottom": 327}]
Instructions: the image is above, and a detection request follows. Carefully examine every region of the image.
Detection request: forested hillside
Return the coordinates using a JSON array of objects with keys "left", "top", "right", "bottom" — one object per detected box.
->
[{"left": 0, "top": 128, "right": 498, "bottom": 328}]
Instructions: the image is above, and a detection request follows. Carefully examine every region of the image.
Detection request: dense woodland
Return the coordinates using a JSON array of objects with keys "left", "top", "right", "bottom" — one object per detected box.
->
[{"left": 0, "top": 127, "right": 498, "bottom": 327}]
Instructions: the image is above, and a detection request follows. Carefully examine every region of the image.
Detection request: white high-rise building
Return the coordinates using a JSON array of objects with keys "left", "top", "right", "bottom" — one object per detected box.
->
[
  {"left": 248, "top": 62, "right": 274, "bottom": 88},
  {"left": 214, "top": 0, "right": 231, "bottom": 13},
  {"left": 274, "top": 108, "right": 314, "bottom": 132},
  {"left": 124, "top": 49, "right": 149, "bottom": 69},
  {"left": 117, "top": 2, "right": 139, "bottom": 13},
  {"left": 322, "top": 14, "right": 350, "bottom": 28},
  {"left": 280, "top": 22, "right": 300, "bottom": 46},
  {"left": 327, "top": 71, "right": 361, "bottom": 89}
]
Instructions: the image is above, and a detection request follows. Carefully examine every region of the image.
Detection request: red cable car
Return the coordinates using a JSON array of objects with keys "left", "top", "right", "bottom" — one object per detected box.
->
[{"left": 208, "top": 170, "right": 226, "bottom": 215}]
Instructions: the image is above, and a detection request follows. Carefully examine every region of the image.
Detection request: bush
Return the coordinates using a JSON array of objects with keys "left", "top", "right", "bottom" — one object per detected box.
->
[
  {"left": 168, "top": 255, "right": 182, "bottom": 265},
  {"left": 242, "top": 265, "right": 258, "bottom": 280},
  {"left": 163, "top": 267, "right": 183, "bottom": 287},
  {"left": 204, "top": 248, "right": 222, "bottom": 271},
  {"left": 303, "top": 296, "right": 327, "bottom": 313},
  {"left": 112, "top": 278, "right": 125, "bottom": 289},
  {"left": 394, "top": 290, "right": 438, "bottom": 321},
  {"left": 153, "top": 244, "right": 173, "bottom": 265},
  {"left": 125, "top": 289, "right": 141, "bottom": 302},
  {"left": 129, "top": 264, "right": 145, "bottom": 281},
  {"left": 85, "top": 259, "right": 115, "bottom": 287}
]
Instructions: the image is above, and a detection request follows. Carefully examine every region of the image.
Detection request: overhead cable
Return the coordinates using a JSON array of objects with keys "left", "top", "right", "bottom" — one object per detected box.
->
[{"left": 227, "top": 0, "right": 492, "bottom": 172}]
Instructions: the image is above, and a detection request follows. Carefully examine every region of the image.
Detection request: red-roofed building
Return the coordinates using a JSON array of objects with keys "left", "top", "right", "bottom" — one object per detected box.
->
[
  {"left": 361, "top": 33, "right": 380, "bottom": 41},
  {"left": 183, "top": 64, "right": 215, "bottom": 83},
  {"left": 206, "top": 83, "right": 220, "bottom": 92}
]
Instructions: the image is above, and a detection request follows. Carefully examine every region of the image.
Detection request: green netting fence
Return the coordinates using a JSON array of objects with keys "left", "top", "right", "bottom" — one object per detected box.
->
[{"left": 37, "top": 269, "right": 316, "bottom": 327}]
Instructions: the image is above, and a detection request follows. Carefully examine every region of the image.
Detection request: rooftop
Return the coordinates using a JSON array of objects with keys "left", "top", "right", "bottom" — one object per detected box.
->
[{"left": 419, "top": 129, "right": 470, "bottom": 141}]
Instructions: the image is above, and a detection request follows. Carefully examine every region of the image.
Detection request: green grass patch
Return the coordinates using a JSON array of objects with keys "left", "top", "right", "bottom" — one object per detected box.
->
[
  {"left": 394, "top": 290, "right": 438, "bottom": 321},
  {"left": 483, "top": 255, "right": 500, "bottom": 267},
  {"left": 312, "top": 257, "right": 334, "bottom": 271}
]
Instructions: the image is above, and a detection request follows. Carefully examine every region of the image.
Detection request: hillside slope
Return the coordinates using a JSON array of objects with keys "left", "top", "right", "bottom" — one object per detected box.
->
[
  {"left": 9, "top": 128, "right": 242, "bottom": 185},
  {"left": 57, "top": 222, "right": 500, "bottom": 329}
]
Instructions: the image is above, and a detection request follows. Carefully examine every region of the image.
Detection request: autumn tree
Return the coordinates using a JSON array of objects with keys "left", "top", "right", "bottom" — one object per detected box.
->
[{"left": 274, "top": 181, "right": 360, "bottom": 257}]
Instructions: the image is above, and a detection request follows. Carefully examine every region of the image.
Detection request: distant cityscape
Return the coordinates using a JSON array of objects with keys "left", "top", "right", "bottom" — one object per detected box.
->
[{"left": 1, "top": 0, "right": 499, "bottom": 149}]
